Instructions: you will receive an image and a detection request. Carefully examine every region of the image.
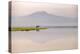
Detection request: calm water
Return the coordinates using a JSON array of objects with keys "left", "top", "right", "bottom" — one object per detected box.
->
[
  {"left": 12, "top": 28, "right": 77, "bottom": 43},
  {"left": 12, "top": 28, "right": 78, "bottom": 52}
]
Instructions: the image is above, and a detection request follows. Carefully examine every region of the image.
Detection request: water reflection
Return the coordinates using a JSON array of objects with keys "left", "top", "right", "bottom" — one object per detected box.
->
[{"left": 12, "top": 28, "right": 77, "bottom": 43}]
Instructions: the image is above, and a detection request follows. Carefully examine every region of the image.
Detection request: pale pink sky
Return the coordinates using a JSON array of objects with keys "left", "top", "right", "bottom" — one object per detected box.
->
[{"left": 12, "top": 2, "right": 78, "bottom": 17}]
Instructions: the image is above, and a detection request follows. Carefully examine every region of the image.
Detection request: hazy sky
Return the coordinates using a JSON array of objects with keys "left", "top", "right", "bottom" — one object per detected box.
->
[
  {"left": 12, "top": 2, "right": 78, "bottom": 17},
  {"left": 12, "top": 2, "right": 78, "bottom": 27}
]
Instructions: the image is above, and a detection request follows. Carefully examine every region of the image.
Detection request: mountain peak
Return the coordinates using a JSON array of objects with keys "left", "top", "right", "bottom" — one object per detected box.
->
[
  {"left": 25, "top": 11, "right": 57, "bottom": 18},
  {"left": 29, "top": 11, "right": 49, "bottom": 16},
  {"left": 35, "top": 11, "right": 48, "bottom": 14}
]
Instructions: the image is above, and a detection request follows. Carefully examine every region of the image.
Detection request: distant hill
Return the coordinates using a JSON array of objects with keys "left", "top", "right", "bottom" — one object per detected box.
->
[{"left": 12, "top": 11, "right": 77, "bottom": 27}]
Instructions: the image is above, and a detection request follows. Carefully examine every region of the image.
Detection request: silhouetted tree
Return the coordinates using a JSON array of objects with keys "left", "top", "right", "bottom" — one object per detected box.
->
[{"left": 36, "top": 25, "right": 40, "bottom": 31}]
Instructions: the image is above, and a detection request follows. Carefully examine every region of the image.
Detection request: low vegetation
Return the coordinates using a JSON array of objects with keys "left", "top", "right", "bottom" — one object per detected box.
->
[{"left": 11, "top": 27, "right": 48, "bottom": 31}]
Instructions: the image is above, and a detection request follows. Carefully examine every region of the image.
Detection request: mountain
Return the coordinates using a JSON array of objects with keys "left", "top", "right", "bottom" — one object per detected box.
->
[
  {"left": 23, "top": 11, "right": 65, "bottom": 18},
  {"left": 12, "top": 11, "right": 77, "bottom": 27}
]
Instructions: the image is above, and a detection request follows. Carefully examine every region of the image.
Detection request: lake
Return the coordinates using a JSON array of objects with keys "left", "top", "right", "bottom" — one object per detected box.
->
[{"left": 11, "top": 28, "right": 78, "bottom": 53}]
